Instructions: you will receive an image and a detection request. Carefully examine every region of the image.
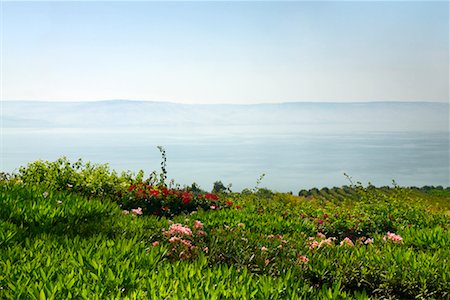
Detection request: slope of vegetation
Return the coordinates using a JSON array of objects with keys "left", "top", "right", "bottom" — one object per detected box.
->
[{"left": 0, "top": 155, "right": 449, "bottom": 299}]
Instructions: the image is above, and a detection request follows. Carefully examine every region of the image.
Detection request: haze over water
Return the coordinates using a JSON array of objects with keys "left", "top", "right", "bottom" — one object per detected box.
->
[{"left": 2, "top": 101, "right": 448, "bottom": 192}]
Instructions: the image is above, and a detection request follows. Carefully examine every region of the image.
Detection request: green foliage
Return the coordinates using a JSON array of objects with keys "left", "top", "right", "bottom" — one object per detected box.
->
[
  {"left": 16, "top": 157, "right": 144, "bottom": 199},
  {"left": 1, "top": 160, "right": 449, "bottom": 299}
]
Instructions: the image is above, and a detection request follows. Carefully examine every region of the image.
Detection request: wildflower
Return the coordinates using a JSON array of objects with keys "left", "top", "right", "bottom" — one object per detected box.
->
[
  {"left": 168, "top": 223, "right": 193, "bottom": 237},
  {"left": 383, "top": 232, "right": 403, "bottom": 243},
  {"left": 131, "top": 207, "right": 143, "bottom": 216},
  {"left": 194, "top": 220, "right": 203, "bottom": 229},
  {"left": 127, "top": 185, "right": 136, "bottom": 191},
  {"left": 340, "top": 237, "right": 354, "bottom": 247},
  {"left": 227, "top": 201, "right": 233, "bottom": 206},
  {"left": 180, "top": 239, "right": 192, "bottom": 248},
  {"left": 237, "top": 223, "right": 245, "bottom": 228},
  {"left": 281, "top": 240, "right": 288, "bottom": 244},
  {"left": 152, "top": 241, "right": 159, "bottom": 247},
  {"left": 265, "top": 259, "right": 270, "bottom": 266},
  {"left": 182, "top": 195, "right": 192, "bottom": 205},
  {"left": 56, "top": 200, "right": 63, "bottom": 205},
  {"left": 196, "top": 230, "right": 207, "bottom": 236},
  {"left": 210, "top": 205, "right": 217, "bottom": 210},
  {"left": 317, "top": 232, "right": 326, "bottom": 239},
  {"left": 67, "top": 183, "right": 73, "bottom": 188},
  {"left": 309, "top": 240, "right": 319, "bottom": 250},
  {"left": 205, "top": 193, "right": 219, "bottom": 200},
  {"left": 169, "top": 237, "right": 181, "bottom": 243},
  {"left": 364, "top": 238, "right": 374, "bottom": 245},
  {"left": 323, "top": 213, "right": 328, "bottom": 219},
  {"left": 122, "top": 210, "right": 130, "bottom": 215},
  {"left": 297, "top": 255, "right": 309, "bottom": 263},
  {"left": 236, "top": 205, "right": 242, "bottom": 209},
  {"left": 277, "top": 244, "right": 283, "bottom": 249},
  {"left": 203, "top": 247, "right": 209, "bottom": 254},
  {"left": 150, "top": 189, "right": 159, "bottom": 197},
  {"left": 318, "top": 220, "right": 324, "bottom": 225},
  {"left": 43, "top": 191, "right": 49, "bottom": 198},
  {"left": 318, "top": 238, "right": 334, "bottom": 248},
  {"left": 261, "top": 246, "right": 268, "bottom": 251}
]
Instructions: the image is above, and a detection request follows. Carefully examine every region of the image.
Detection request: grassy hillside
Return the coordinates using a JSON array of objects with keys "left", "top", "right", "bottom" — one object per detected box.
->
[{"left": 0, "top": 158, "right": 449, "bottom": 299}]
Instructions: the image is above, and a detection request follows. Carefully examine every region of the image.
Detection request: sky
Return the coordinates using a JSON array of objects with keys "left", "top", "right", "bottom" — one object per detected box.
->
[{"left": 1, "top": 1, "right": 449, "bottom": 104}]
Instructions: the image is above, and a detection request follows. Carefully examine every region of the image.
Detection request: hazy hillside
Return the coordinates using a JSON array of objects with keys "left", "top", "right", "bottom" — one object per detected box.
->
[{"left": 2, "top": 101, "right": 448, "bottom": 133}]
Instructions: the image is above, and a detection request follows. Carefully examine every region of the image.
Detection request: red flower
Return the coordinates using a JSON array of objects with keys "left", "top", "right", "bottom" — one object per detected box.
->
[
  {"left": 318, "top": 220, "right": 324, "bottom": 225},
  {"left": 150, "top": 189, "right": 159, "bottom": 197},
  {"left": 227, "top": 201, "right": 233, "bottom": 206},
  {"left": 205, "top": 193, "right": 219, "bottom": 200},
  {"left": 128, "top": 185, "right": 136, "bottom": 191},
  {"left": 162, "top": 188, "right": 169, "bottom": 197},
  {"left": 236, "top": 205, "right": 241, "bottom": 209},
  {"left": 136, "top": 189, "right": 146, "bottom": 198},
  {"left": 182, "top": 197, "right": 192, "bottom": 205}
]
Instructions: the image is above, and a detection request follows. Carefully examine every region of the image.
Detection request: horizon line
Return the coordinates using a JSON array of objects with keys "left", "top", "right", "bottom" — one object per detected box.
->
[{"left": 2, "top": 99, "right": 449, "bottom": 106}]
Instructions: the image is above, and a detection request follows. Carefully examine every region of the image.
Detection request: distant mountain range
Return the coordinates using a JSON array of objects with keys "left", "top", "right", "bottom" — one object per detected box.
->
[{"left": 2, "top": 100, "right": 448, "bottom": 132}]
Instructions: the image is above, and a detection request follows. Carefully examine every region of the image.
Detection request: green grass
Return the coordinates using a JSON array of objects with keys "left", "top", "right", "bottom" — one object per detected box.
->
[{"left": 1, "top": 159, "right": 449, "bottom": 299}]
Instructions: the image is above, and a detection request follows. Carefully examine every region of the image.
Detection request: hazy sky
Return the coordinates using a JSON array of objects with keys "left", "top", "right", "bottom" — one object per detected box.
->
[{"left": 2, "top": 1, "right": 449, "bottom": 104}]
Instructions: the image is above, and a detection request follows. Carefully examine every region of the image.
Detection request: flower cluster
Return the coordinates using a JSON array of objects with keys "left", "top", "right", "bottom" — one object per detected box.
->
[
  {"left": 159, "top": 220, "right": 208, "bottom": 260},
  {"left": 121, "top": 183, "right": 225, "bottom": 217},
  {"left": 307, "top": 232, "right": 374, "bottom": 250},
  {"left": 383, "top": 232, "right": 403, "bottom": 243}
]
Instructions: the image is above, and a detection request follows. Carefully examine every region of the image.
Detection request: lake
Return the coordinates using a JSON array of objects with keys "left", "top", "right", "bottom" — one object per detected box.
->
[{"left": 2, "top": 125, "right": 448, "bottom": 192}]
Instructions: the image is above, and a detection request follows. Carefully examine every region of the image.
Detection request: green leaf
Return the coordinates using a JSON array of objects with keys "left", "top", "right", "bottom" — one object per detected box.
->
[{"left": 39, "top": 289, "right": 46, "bottom": 300}]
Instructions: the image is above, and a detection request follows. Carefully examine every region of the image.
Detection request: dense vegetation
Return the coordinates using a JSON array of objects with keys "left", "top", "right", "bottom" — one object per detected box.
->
[{"left": 0, "top": 154, "right": 449, "bottom": 299}]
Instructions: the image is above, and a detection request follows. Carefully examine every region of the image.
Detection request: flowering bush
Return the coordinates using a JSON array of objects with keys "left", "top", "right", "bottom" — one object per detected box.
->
[
  {"left": 120, "top": 183, "right": 224, "bottom": 217},
  {"left": 158, "top": 221, "right": 208, "bottom": 260}
]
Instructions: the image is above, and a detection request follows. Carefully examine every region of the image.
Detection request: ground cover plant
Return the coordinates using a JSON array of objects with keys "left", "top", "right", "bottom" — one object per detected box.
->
[{"left": 1, "top": 153, "right": 449, "bottom": 299}]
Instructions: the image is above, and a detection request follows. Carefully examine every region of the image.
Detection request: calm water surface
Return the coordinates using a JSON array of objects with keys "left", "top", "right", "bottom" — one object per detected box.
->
[{"left": 2, "top": 127, "right": 448, "bottom": 192}]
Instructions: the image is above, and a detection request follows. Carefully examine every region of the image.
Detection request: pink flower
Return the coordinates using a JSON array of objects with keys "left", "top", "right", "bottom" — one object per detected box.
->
[
  {"left": 180, "top": 239, "right": 192, "bottom": 247},
  {"left": 203, "top": 247, "right": 209, "bottom": 254},
  {"left": 364, "top": 238, "right": 374, "bottom": 245},
  {"left": 122, "top": 210, "right": 130, "bottom": 215},
  {"left": 152, "top": 241, "right": 159, "bottom": 247},
  {"left": 277, "top": 244, "right": 283, "bottom": 249},
  {"left": 319, "top": 238, "right": 334, "bottom": 248},
  {"left": 196, "top": 230, "right": 207, "bottom": 236},
  {"left": 309, "top": 240, "right": 319, "bottom": 250},
  {"left": 169, "top": 237, "right": 181, "bottom": 243},
  {"left": 194, "top": 220, "right": 203, "bottom": 229},
  {"left": 261, "top": 246, "right": 268, "bottom": 251},
  {"left": 297, "top": 255, "right": 309, "bottom": 263},
  {"left": 265, "top": 259, "right": 270, "bottom": 266},
  {"left": 383, "top": 232, "right": 403, "bottom": 243},
  {"left": 340, "top": 237, "right": 354, "bottom": 247},
  {"left": 168, "top": 224, "right": 193, "bottom": 237},
  {"left": 131, "top": 207, "right": 143, "bottom": 216},
  {"left": 317, "top": 232, "right": 326, "bottom": 239}
]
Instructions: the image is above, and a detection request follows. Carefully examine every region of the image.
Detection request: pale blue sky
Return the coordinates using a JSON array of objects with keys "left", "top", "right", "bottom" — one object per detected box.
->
[{"left": 2, "top": 1, "right": 449, "bottom": 104}]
